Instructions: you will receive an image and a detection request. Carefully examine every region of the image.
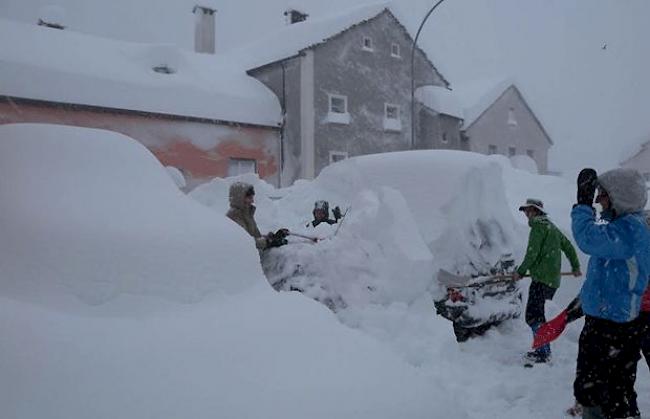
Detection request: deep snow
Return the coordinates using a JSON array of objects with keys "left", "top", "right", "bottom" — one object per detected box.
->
[{"left": 1, "top": 123, "right": 648, "bottom": 418}]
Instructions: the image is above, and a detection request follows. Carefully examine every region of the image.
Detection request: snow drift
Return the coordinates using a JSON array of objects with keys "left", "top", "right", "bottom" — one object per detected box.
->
[
  {"left": 0, "top": 123, "right": 263, "bottom": 306},
  {"left": 193, "top": 150, "right": 527, "bottom": 309},
  {"left": 0, "top": 123, "right": 467, "bottom": 419}
]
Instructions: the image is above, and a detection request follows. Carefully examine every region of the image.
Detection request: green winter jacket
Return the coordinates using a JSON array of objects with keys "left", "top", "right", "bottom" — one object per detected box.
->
[{"left": 516, "top": 215, "right": 580, "bottom": 288}]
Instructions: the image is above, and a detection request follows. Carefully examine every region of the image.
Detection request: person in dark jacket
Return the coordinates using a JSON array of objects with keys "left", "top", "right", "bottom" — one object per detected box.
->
[
  {"left": 572, "top": 168, "right": 650, "bottom": 419},
  {"left": 226, "top": 182, "right": 288, "bottom": 251},
  {"left": 513, "top": 198, "right": 581, "bottom": 364},
  {"left": 308, "top": 200, "right": 342, "bottom": 228}
]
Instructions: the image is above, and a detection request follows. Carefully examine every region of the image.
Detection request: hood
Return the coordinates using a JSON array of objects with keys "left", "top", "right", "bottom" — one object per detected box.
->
[
  {"left": 598, "top": 169, "right": 647, "bottom": 216},
  {"left": 229, "top": 181, "right": 254, "bottom": 210}
]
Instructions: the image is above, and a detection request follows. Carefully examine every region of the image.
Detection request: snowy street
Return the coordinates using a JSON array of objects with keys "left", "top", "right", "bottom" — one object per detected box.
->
[{"left": 1, "top": 124, "right": 648, "bottom": 418}]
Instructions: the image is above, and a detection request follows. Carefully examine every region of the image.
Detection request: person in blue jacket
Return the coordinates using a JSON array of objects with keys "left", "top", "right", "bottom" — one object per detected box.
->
[{"left": 572, "top": 168, "right": 650, "bottom": 419}]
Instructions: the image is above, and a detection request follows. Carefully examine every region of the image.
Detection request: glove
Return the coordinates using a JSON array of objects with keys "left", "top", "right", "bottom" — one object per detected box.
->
[
  {"left": 576, "top": 168, "right": 598, "bottom": 206},
  {"left": 266, "top": 230, "right": 288, "bottom": 248},
  {"left": 275, "top": 228, "right": 289, "bottom": 239},
  {"left": 332, "top": 206, "right": 342, "bottom": 220}
]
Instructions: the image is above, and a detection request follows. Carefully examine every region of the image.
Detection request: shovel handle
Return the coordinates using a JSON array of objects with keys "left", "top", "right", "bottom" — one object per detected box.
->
[
  {"left": 288, "top": 232, "right": 319, "bottom": 242},
  {"left": 454, "top": 271, "right": 578, "bottom": 289}
]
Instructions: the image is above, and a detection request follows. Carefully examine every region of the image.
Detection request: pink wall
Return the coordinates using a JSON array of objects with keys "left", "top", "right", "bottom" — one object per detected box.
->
[{"left": 0, "top": 100, "right": 281, "bottom": 187}]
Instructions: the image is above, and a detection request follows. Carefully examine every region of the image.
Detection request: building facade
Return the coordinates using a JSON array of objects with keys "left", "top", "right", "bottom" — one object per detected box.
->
[{"left": 248, "top": 8, "right": 452, "bottom": 184}]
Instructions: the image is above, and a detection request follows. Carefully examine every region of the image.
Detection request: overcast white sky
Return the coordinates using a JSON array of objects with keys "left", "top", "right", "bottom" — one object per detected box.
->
[{"left": 2, "top": 0, "right": 649, "bottom": 175}]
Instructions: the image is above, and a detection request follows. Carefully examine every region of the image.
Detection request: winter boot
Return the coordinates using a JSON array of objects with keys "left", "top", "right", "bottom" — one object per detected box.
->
[
  {"left": 523, "top": 350, "right": 551, "bottom": 367},
  {"left": 581, "top": 406, "right": 605, "bottom": 419}
]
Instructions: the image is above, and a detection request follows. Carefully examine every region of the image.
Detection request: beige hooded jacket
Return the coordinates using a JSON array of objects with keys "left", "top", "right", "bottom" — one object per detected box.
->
[{"left": 226, "top": 182, "right": 268, "bottom": 250}]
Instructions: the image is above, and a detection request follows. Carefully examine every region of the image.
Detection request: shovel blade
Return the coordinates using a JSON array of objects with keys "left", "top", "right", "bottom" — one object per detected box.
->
[
  {"left": 437, "top": 269, "right": 473, "bottom": 288},
  {"left": 532, "top": 309, "right": 568, "bottom": 349}
]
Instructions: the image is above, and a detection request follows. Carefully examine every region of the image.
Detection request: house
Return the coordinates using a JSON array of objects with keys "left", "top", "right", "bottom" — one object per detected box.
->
[
  {"left": 455, "top": 79, "right": 553, "bottom": 174},
  {"left": 621, "top": 140, "right": 650, "bottom": 181},
  {"left": 0, "top": 16, "right": 282, "bottom": 188},
  {"left": 239, "top": 4, "right": 454, "bottom": 185}
]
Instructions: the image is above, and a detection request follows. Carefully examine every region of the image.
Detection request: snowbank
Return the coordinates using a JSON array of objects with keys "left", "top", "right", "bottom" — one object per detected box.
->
[
  {"left": 0, "top": 123, "right": 264, "bottom": 306},
  {"left": 193, "top": 150, "right": 527, "bottom": 309},
  {"left": 0, "top": 123, "right": 466, "bottom": 419}
]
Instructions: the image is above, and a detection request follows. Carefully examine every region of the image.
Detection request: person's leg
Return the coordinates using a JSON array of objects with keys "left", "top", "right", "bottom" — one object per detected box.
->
[
  {"left": 574, "top": 316, "right": 608, "bottom": 413},
  {"left": 640, "top": 312, "right": 650, "bottom": 371},
  {"left": 525, "top": 281, "right": 556, "bottom": 360},
  {"left": 597, "top": 318, "right": 642, "bottom": 419}
]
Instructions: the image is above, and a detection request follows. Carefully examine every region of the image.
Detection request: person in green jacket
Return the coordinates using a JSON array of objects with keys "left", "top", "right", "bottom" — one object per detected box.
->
[{"left": 512, "top": 198, "right": 582, "bottom": 364}]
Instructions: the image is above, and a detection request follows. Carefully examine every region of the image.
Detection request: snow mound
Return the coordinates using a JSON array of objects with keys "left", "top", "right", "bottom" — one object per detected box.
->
[
  {"left": 193, "top": 150, "right": 525, "bottom": 308},
  {"left": 317, "top": 151, "right": 524, "bottom": 277},
  {"left": 509, "top": 154, "right": 539, "bottom": 174},
  {"left": 0, "top": 123, "right": 264, "bottom": 306},
  {"left": 165, "top": 166, "right": 187, "bottom": 189}
]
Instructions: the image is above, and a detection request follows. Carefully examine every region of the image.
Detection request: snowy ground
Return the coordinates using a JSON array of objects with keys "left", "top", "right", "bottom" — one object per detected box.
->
[{"left": 1, "top": 124, "right": 648, "bottom": 418}]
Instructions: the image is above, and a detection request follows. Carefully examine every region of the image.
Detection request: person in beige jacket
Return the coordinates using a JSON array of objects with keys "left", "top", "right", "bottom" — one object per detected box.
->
[{"left": 226, "top": 182, "right": 288, "bottom": 251}]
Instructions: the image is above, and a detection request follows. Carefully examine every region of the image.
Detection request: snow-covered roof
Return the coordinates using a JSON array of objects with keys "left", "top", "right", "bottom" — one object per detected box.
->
[
  {"left": 235, "top": 2, "right": 445, "bottom": 85},
  {"left": 620, "top": 138, "right": 650, "bottom": 165},
  {"left": 234, "top": 3, "right": 389, "bottom": 70},
  {"left": 415, "top": 85, "right": 464, "bottom": 119},
  {"left": 450, "top": 77, "right": 516, "bottom": 129},
  {"left": 0, "top": 18, "right": 281, "bottom": 127},
  {"left": 428, "top": 77, "right": 553, "bottom": 145}
]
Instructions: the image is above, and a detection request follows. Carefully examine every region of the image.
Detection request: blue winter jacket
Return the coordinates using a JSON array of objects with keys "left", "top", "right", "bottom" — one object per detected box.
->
[{"left": 572, "top": 205, "right": 650, "bottom": 322}]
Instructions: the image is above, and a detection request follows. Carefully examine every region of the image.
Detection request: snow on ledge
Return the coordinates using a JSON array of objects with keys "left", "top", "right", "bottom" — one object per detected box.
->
[
  {"left": 325, "top": 112, "right": 351, "bottom": 125},
  {"left": 383, "top": 118, "right": 402, "bottom": 132}
]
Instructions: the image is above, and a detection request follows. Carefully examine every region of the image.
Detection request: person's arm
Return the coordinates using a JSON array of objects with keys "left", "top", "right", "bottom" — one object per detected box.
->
[
  {"left": 255, "top": 236, "right": 269, "bottom": 250},
  {"left": 571, "top": 205, "right": 634, "bottom": 259},
  {"left": 560, "top": 232, "right": 581, "bottom": 273},
  {"left": 517, "top": 223, "right": 546, "bottom": 276}
]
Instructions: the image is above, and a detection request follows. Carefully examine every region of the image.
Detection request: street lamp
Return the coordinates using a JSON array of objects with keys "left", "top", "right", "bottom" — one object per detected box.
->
[{"left": 410, "top": 0, "right": 447, "bottom": 149}]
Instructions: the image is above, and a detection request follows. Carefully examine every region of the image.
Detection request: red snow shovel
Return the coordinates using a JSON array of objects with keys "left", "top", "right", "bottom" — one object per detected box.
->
[{"left": 532, "top": 297, "right": 583, "bottom": 350}]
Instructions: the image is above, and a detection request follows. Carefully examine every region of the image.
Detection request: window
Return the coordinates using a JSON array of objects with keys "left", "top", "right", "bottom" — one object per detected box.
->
[
  {"left": 383, "top": 103, "right": 401, "bottom": 131},
  {"left": 385, "top": 104, "right": 399, "bottom": 120},
  {"left": 507, "top": 107, "right": 518, "bottom": 127},
  {"left": 391, "top": 43, "right": 401, "bottom": 58},
  {"left": 228, "top": 158, "right": 257, "bottom": 177},
  {"left": 508, "top": 146, "right": 516, "bottom": 157},
  {"left": 362, "top": 36, "right": 373, "bottom": 51},
  {"left": 488, "top": 145, "right": 497, "bottom": 155},
  {"left": 329, "top": 151, "right": 348, "bottom": 164},
  {"left": 326, "top": 94, "right": 350, "bottom": 124},
  {"left": 526, "top": 149, "right": 535, "bottom": 158},
  {"left": 441, "top": 133, "right": 449, "bottom": 144},
  {"left": 329, "top": 94, "right": 347, "bottom": 114}
]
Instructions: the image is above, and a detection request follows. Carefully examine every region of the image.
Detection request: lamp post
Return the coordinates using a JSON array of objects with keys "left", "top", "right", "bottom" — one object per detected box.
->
[{"left": 410, "top": 0, "right": 447, "bottom": 149}]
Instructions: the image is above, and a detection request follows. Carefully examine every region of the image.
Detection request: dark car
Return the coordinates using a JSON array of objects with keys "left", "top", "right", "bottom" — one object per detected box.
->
[{"left": 434, "top": 255, "right": 523, "bottom": 342}]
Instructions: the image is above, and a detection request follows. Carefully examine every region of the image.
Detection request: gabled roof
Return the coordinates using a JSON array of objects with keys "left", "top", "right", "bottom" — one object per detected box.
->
[
  {"left": 621, "top": 139, "right": 650, "bottom": 166},
  {"left": 452, "top": 78, "right": 553, "bottom": 145},
  {"left": 240, "top": 3, "right": 448, "bottom": 86},
  {"left": 0, "top": 18, "right": 281, "bottom": 127}
]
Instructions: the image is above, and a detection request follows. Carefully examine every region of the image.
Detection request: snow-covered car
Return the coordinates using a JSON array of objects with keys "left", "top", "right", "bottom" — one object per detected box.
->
[{"left": 434, "top": 255, "right": 523, "bottom": 342}]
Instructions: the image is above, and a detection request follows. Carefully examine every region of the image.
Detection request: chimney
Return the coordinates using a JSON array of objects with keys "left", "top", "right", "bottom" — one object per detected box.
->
[
  {"left": 193, "top": 5, "right": 216, "bottom": 54},
  {"left": 284, "top": 9, "right": 308, "bottom": 25}
]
